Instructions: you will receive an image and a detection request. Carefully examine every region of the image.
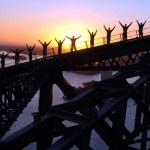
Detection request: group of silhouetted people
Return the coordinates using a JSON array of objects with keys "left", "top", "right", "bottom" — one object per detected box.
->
[
  {"left": 0, "top": 45, "right": 36, "bottom": 69},
  {"left": 88, "top": 20, "right": 146, "bottom": 46},
  {"left": 0, "top": 20, "right": 147, "bottom": 69},
  {"left": 119, "top": 20, "right": 146, "bottom": 40}
]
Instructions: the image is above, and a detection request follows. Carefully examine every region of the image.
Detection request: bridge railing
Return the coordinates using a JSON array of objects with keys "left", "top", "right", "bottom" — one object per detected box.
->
[
  {"left": 62, "top": 27, "right": 150, "bottom": 53},
  {"left": 2, "top": 27, "right": 150, "bottom": 68}
]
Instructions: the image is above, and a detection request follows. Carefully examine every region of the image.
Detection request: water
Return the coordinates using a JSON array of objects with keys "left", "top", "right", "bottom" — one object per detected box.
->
[
  {"left": 3, "top": 71, "right": 109, "bottom": 149},
  {"left": 2, "top": 57, "right": 150, "bottom": 149}
]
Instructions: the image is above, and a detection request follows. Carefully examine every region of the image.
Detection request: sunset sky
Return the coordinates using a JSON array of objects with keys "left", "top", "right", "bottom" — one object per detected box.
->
[{"left": 0, "top": 0, "right": 149, "bottom": 47}]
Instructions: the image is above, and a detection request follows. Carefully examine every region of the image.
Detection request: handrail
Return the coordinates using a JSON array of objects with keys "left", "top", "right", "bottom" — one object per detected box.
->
[
  {"left": 62, "top": 27, "right": 150, "bottom": 51},
  {"left": 1, "top": 26, "right": 150, "bottom": 67}
]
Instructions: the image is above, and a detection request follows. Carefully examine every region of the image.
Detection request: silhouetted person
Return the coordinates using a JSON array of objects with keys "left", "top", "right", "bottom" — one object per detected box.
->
[
  {"left": 66, "top": 35, "right": 81, "bottom": 52},
  {"left": 87, "top": 29, "right": 97, "bottom": 47},
  {"left": 12, "top": 49, "right": 24, "bottom": 65},
  {"left": 38, "top": 40, "right": 51, "bottom": 58},
  {"left": 136, "top": 20, "right": 146, "bottom": 38},
  {"left": 26, "top": 44, "right": 36, "bottom": 62},
  {"left": 0, "top": 53, "right": 8, "bottom": 69},
  {"left": 119, "top": 21, "right": 132, "bottom": 41},
  {"left": 55, "top": 38, "right": 65, "bottom": 55},
  {"left": 104, "top": 25, "right": 115, "bottom": 44}
]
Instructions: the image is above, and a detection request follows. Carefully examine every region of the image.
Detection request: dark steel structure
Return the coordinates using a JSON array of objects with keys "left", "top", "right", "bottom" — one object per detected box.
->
[{"left": 0, "top": 35, "right": 150, "bottom": 149}]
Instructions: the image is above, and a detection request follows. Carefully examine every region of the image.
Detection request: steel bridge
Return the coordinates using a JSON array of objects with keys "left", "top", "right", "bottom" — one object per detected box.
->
[{"left": 0, "top": 30, "right": 150, "bottom": 149}]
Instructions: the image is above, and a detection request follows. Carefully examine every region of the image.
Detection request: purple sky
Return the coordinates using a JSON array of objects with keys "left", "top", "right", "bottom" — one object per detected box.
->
[{"left": 0, "top": 0, "right": 149, "bottom": 45}]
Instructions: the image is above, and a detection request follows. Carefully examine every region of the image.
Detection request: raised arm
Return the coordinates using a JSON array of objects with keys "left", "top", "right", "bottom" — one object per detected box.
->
[
  {"left": 87, "top": 29, "right": 91, "bottom": 35},
  {"left": 66, "top": 36, "right": 71, "bottom": 40},
  {"left": 94, "top": 30, "right": 97, "bottom": 36},
  {"left": 119, "top": 21, "right": 123, "bottom": 27},
  {"left": 55, "top": 38, "right": 58, "bottom": 43},
  {"left": 143, "top": 20, "right": 147, "bottom": 25},
  {"left": 104, "top": 25, "right": 107, "bottom": 31},
  {"left": 32, "top": 44, "right": 36, "bottom": 50},
  {"left": 26, "top": 44, "right": 29, "bottom": 49},
  {"left": 127, "top": 22, "right": 132, "bottom": 28},
  {"left": 38, "top": 40, "right": 43, "bottom": 45},
  {"left": 76, "top": 35, "right": 81, "bottom": 40},
  {"left": 111, "top": 26, "right": 116, "bottom": 32},
  {"left": 136, "top": 20, "right": 140, "bottom": 26},
  {"left": 47, "top": 40, "right": 52, "bottom": 46},
  {"left": 19, "top": 49, "right": 24, "bottom": 53},
  {"left": 62, "top": 38, "right": 65, "bottom": 43}
]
